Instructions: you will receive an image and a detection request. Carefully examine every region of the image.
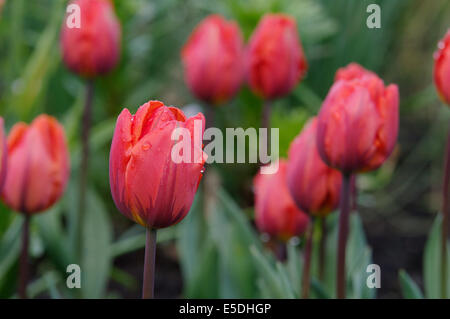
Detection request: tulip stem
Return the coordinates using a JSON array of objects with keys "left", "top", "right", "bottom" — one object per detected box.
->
[
  {"left": 337, "top": 173, "right": 352, "bottom": 299},
  {"left": 441, "top": 126, "right": 450, "bottom": 299},
  {"left": 262, "top": 99, "right": 272, "bottom": 130},
  {"left": 301, "top": 224, "right": 313, "bottom": 299},
  {"left": 260, "top": 99, "right": 272, "bottom": 165},
  {"left": 142, "top": 228, "right": 157, "bottom": 299},
  {"left": 319, "top": 216, "right": 327, "bottom": 281},
  {"left": 18, "top": 215, "right": 30, "bottom": 299},
  {"left": 77, "top": 80, "right": 94, "bottom": 260}
]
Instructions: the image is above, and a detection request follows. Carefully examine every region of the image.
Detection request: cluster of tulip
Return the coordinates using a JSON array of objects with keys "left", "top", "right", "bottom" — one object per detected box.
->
[
  {"left": 3, "top": 0, "right": 450, "bottom": 300},
  {"left": 181, "top": 12, "right": 400, "bottom": 298}
]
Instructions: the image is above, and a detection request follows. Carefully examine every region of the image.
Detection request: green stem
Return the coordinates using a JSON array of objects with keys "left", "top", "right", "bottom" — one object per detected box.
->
[
  {"left": 301, "top": 224, "right": 313, "bottom": 299},
  {"left": 77, "top": 80, "right": 94, "bottom": 260},
  {"left": 441, "top": 126, "right": 450, "bottom": 299},
  {"left": 142, "top": 228, "right": 157, "bottom": 299},
  {"left": 18, "top": 215, "right": 30, "bottom": 299},
  {"left": 319, "top": 217, "right": 327, "bottom": 281},
  {"left": 337, "top": 173, "right": 352, "bottom": 299}
]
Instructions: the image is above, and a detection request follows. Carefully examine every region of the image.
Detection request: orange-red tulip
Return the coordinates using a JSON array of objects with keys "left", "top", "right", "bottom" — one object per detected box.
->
[
  {"left": 109, "top": 100, "right": 207, "bottom": 228},
  {"left": 246, "top": 14, "right": 307, "bottom": 100},
  {"left": 317, "top": 63, "right": 399, "bottom": 173},
  {"left": 182, "top": 14, "right": 245, "bottom": 105},
  {"left": 60, "top": 0, "right": 121, "bottom": 78},
  {"left": 254, "top": 160, "right": 309, "bottom": 241},
  {"left": 287, "top": 118, "right": 341, "bottom": 217},
  {"left": 434, "top": 30, "right": 450, "bottom": 105},
  {"left": 0, "top": 118, "right": 6, "bottom": 192},
  {"left": 1, "top": 115, "right": 70, "bottom": 214}
]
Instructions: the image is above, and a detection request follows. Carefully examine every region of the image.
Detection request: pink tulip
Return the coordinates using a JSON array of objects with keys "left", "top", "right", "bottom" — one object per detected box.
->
[
  {"left": 2, "top": 115, "right": 70, "bottom": 214},
  {"left": 182, "top": 14, "right": 245, "bottom": 105},
  {"left": 246, "top": 14, "right": 308, "bottom": 100}
]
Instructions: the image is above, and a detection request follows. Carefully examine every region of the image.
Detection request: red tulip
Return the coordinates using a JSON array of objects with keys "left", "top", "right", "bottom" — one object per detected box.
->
[
  {"left": 60, "top": 0, "right": 121, "bottom": 78},
  {"left": 109, "top": 100, "right": 207, "bottom": 228},
  {"left": 287, "top": 118, "right": 341, "bottom": 217},
  {"left": 181, "top": 14, "right": 245, "bottom": 105},
  {"left": 246, "top": 14, "right": 308, "bottom": 100},
  {"left": 317, "top": 63, "right": 399, "bottom": 173},
  {"left": 1, "top": 115, "right": 70, "bottom": 214},
  {"left": 434, "top": 30, "right": 450, "bottom": 105},
  {"left": 335, "top": 62, "right": 375, "bottom": 82},
  {"left": 0, "top": 118, "right": 7, "bottom": 192},
  {"left": 254, "top": 160, "right": 309, "bottom": 241}
]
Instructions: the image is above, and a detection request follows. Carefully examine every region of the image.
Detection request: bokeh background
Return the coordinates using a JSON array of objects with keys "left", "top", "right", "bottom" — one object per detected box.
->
[{"left": 0, "top": 0, "right": 449, "bottom": 298}]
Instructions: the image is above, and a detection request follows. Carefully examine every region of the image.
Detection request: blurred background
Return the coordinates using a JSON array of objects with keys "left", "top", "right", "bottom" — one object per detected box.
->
[{"left": 0, "top": 0, "right": 449, "bottom": 299}]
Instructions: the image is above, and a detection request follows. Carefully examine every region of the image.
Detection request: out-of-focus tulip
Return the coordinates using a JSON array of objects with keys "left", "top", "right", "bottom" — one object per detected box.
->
[
  {"left": 181, "top": 14, "right": 245, "bottom": 105},
  {"left": 317, "top": 63, "right": 399, "bottom": 173},
  {"left": 434, "top": 30, "right": 450, "bottom": 105},
  {"left": 286, "top": 118, "right": 341, "bottom": 217},
  {"left": 1, "top": 115, "right": 70, "bottom": 214},
  {"left": 0, "top": 118, "right": 7, "bottom": 192},
  {"left": 60, "top": 0, "right": 121, "bottom": 78},
  {"left": 109, "top": 100, "right": 207, "bottom": 228},
  {"left": 246, "top": 14, "right": 307, "bottom": 100},
  {"left": 335, "top": 62, "right": 375, "bottom": 82},
  {"left": 254, "top": 160, "right": 309, "bottom": 241}
]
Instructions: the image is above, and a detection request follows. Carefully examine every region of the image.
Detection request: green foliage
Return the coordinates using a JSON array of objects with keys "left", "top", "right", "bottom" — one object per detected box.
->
[
  {"left": 399, "top": 270, "right": 423, "bottom": 299},
  {"left": 0, "top": 0, "right": 448, "bottom": 299},
  {"left": 423, "top": 215, "right": 450, "bottom": 298}
]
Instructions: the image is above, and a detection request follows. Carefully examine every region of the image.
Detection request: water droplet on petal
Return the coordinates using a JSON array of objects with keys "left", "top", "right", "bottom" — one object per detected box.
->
[{"left": 142, "top": 143, "right": 151, "bottom": 151}]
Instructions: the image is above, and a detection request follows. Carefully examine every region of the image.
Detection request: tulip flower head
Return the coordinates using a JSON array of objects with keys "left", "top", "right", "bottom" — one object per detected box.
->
[
  {"left": 182, "top": 14, "right": 245, "bottom": 105},
  {"left": 254, "top": 159, "right": 309, "bottom": 241},
  {"left": 286, "top": 118, "right": 341, "bottom": 217},
  {"left": 109, "top": 100, "right": 207, "bottom": 229},
  {"left": 60, "top": 0, "right": 121, "bottom": 78},
  {"left": 317, "top": 63, "right": 399, "bottom": 173},
  {"left": 1, "top": 115, "right": 70, "bottom": 214},
  {"left": 246, "top": 13, "right": 308, "bottom": 100},
  {"left": 0, "top": 118, "right": 7, "bottom": 192},
  {"left": 434, "top": 30, "right": 450, "bottom": 105}
]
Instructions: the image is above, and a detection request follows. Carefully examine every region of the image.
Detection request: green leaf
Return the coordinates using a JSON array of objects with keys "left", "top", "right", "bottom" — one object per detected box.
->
[
  {"left": 423, "top": 214, "right": 450, "bottom": 298},
  {"left": 250, "top": 245, "right": 290, "bottom": 298},
  {"left": 34, "top": 205, "right": 72, "bottom": 274},
  {"left": 81, "top": 189, "right": 113, "bottom": 298},
  {"left": 0, "top": 216, "right": 22, "bottom": 295},
  {"left": 7, "top": 1, "right": 63, "bottom": 119},
  {"left": 111, "top": 225, "right": 178, "bottom": 258},
  {"left": 399, "top": 269, "right": 423, "bottom": 299}
]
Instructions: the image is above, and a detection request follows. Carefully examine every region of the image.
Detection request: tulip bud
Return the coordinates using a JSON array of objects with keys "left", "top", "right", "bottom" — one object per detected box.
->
[
  {"left": 317, "top": 63, "right": 399, "bottom": 173},
  {"left": 334, "top": 62, "right": 375, "bottom": 82},
  {"left": 1, "top": 115, "right": 70, "bottom": 214},
  {"left": 434, "top": 30, "right": 450, "bottom": 105},
  {"left": 246, "top": 14, "right": 308, "bottom": 100},
  {"left": 109, "top": 100, "right": 207, "bottom": 228},
  {"left": 0, "top": 118, "right": 7, "bottom": 192},
  {"left": 181, "top": 15, "right": 245, "bottom": 105},
  {"left": 254, "top": 160, "right": 309, "bottom": 241},
  {"left": 286, "top": 118, "right": 341, "bottom": 217},
  {"left": 60, "top": 0, "right": 121, "bottom": 78}
]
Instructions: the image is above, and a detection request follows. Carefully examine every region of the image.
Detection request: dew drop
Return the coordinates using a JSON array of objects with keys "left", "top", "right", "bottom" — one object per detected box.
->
[{"left": 142, "top": 143, "right": 151, "bottom": 151}]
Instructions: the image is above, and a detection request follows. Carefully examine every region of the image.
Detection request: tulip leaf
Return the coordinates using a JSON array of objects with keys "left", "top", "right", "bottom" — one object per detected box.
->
[
  {"left": 111, "top": 225, "right": 178, "bottom": 258},
  {"left": 249, "top": 245, "right": 290, "bottom": 298},
  {"left": 399, "top": 269, "right": 423, "bottom": 299},
  {"left": 209, "top": 198, "right": 257, "bottom": 298},
  {"left": 285, "top": 241, "right": 302, "bottom": 296},
  {"left": 423, "top": 214, "right": 450, "bottom": 298},
  {"left": 81, "top": 189, "right": 113, "bottom": 299},
  {"left": 0, "top": 216, "right": 22, "bottom": 296},
  {"left": 34, "top": 205, "right": 72, "bottom": 274}
]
